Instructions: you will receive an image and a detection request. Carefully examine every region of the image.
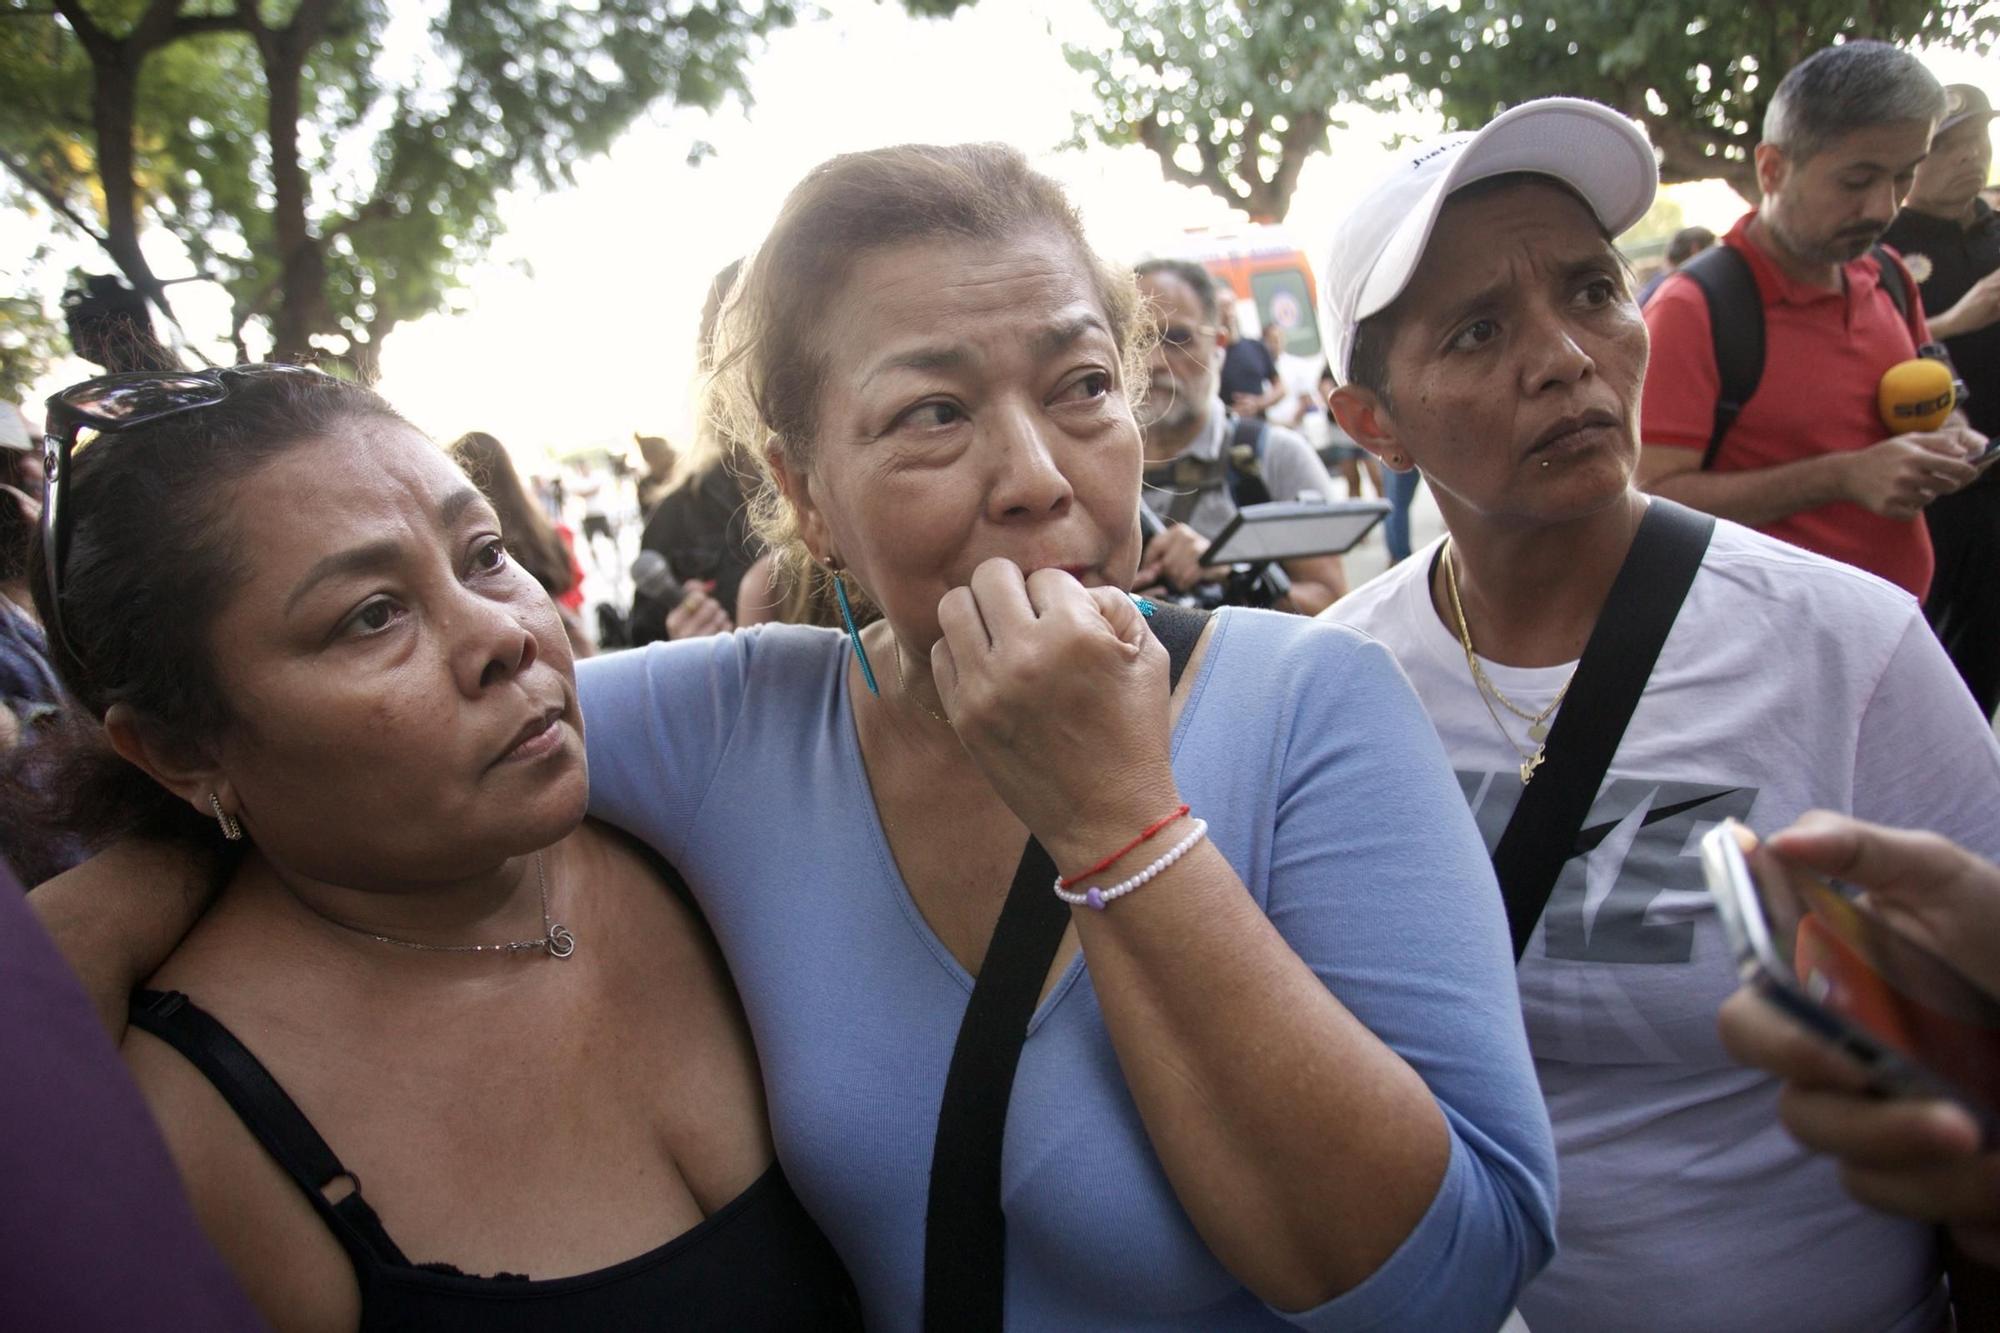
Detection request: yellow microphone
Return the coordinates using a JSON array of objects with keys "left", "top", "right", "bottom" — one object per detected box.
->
[{"left": 1877, "top": 357, "right": 1956, "bottom": 434}]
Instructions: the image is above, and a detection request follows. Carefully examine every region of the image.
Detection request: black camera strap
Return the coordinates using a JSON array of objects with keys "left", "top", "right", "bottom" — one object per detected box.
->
[
  {"left": 1490, "top": 499, "right": 1715, "bottom": 960},
  {"left": 922, "top": 602, "right": 1209, "bottom": 1332}
]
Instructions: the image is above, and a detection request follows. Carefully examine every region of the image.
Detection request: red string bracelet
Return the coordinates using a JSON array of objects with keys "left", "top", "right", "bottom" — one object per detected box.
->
[{"left": 1059, "top": 805, "right": 1190, "bottom": 889}]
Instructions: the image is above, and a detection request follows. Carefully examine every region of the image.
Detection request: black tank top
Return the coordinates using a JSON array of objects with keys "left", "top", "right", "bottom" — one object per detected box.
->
[{"left": 130, "top": 989, "right": 862, "bottom": 1331}]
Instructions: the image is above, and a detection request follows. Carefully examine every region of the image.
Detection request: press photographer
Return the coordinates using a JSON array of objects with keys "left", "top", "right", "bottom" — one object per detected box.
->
[{"left": 1133, "top": 258, "right": 1350, "bottom": 613}]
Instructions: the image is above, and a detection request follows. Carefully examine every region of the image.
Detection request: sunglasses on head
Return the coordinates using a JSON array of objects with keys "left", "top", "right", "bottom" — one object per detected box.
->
[{"left": 40, "top": 362, "right": 328, "bottom": 660}]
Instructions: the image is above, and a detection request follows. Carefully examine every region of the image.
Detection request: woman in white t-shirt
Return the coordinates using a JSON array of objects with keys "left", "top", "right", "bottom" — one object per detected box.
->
[{"left": 1317, "top": 101, "right": 2000, "bottom": 1332}]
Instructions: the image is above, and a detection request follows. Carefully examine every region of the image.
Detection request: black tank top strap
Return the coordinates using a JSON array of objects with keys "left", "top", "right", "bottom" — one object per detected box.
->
[{"left": 129, "top": 988, "right": 409, "bottom": 1268}]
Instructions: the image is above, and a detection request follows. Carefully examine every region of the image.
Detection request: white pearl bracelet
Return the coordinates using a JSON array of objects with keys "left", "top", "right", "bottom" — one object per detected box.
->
[{"left": 1054, "top": 819, "right": 1209, "bottom": 911}]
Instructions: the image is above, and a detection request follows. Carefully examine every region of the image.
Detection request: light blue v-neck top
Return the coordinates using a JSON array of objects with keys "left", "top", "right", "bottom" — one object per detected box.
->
[{"left": 578, "top": 608, "right": 1555, "bottom": 1330}]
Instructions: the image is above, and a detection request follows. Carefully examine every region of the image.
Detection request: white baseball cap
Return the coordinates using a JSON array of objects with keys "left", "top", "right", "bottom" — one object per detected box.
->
[{"left": 1321, "top": 97, "right": 1658, "bottom": 384}]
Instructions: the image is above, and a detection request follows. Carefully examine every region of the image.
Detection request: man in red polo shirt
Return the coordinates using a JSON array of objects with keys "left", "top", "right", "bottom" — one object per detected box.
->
[{"left": 1640, "top": 42, "right": 1986, "bottom": 599}]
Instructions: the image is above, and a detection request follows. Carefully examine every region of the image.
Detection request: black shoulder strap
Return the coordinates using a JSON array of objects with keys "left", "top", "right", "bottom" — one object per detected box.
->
[
  {"left": 1870, "top": 244, "right": 1912, "bottom": 323},
  {"left": 1679, "top": 244, "right": 1764, "bottom": 471},
  {"left": 1227, "top": 416, "right": 1273, "bottom": 509},
  {"left": 1229, "top": 414, "right": 1267, "bottom": 456},
  {"left": 129, "top": 988, "right": 410, "bottom": 1267},
  {"left": 922, "top": 604, "right": 1210, "bottom": 1332},
  {"left": 1489, "top": 501, "right": 1715, "bottom": 960}
]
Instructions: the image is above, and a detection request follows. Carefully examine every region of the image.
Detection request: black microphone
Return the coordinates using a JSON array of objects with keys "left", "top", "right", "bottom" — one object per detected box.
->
[{"left": 630, "top": 549, "right": 686, "bottom": 608}]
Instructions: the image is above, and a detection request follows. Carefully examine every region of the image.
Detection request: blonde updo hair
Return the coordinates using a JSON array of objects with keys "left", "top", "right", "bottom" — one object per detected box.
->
[{"left": 704, "top": 142, "right": 1152, "bottom": 606}]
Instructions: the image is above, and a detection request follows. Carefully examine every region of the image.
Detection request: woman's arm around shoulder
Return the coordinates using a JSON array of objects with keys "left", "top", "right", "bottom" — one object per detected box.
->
[
  {"left": 29, "top": 836, "right": 219, "bottom": 1038},
  {"left": 573, "top": 627, "right": 797, "bottom": 861}
]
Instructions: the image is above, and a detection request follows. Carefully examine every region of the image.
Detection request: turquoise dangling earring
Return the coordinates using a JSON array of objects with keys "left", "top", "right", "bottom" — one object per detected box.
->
[{"left": 828, "top": 559, "right": 880, "bottom": 696}]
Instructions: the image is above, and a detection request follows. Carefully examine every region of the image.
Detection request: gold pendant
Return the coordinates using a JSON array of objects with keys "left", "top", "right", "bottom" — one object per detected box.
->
[
  {"left": 1527, "top": 720, "right": 1549, "bottom": 742},
  {"left": 1520, "top": 752, "right": 1545, "bottom": 784}
]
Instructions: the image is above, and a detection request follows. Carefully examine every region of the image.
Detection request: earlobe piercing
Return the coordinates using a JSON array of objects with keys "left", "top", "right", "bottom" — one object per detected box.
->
[
  {"left": 827, "top": 557, "right": 879, "bottom": 696},
  {"left": 209, "top": 793, "right": 243, "bottom": 841}
]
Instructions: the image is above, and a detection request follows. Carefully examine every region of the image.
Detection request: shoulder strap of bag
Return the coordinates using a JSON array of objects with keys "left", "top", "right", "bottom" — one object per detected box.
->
[
  {"left": 1679, "top": 244, "right": 1764, "bottom": 471},
  {"left": 1869, "top": 243, "right": 1912, "bottom": 324},
  {"left": 923, "top": 602, "right": 1209, "bottom": 1332},
  {"left": 1227, "top": 416, "right": 1274, "bottom": 509},
  {"left": 1489, "top": 501, "right": 1715, "bottom": 960}
]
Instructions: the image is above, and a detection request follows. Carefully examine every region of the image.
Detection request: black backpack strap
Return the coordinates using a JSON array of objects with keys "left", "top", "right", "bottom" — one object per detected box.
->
[
  {"left": 1227, "top": 416, "right": 1274, "bottom": 508},
  {"left": 129, "top": 988, "right": 410, "bottom": 1268},
  {"left": 1870, "top": 244, "right": 1912, "bottom": 324},
  {"left": 1489, "top": 501, "right": 1715, "bottom": 960},
  {"left": 1679, "top": 245, "right": 1764, "bottom": 471},
  {"left": 922, "top": 605, "right": 1211, "bottom": 1331}
]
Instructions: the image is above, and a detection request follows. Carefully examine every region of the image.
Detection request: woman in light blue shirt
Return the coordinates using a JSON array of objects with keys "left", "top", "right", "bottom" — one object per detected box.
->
[{"left": 577, "top": 142, "right": 1554, "bottom": 1329}]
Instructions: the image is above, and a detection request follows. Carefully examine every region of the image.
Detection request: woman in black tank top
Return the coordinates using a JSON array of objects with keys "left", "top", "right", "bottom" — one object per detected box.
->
[{"left": 25, "top": 369, "right": 858, "bottom": 1329}]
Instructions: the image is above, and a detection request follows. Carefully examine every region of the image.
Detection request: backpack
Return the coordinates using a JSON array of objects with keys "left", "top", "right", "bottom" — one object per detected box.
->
[
  {"left": 1151, "top": 415, "right": 1273, "bottom": 526},
  {"left": 1679, "top": 242, "right": 1915, "bottom": 469}
]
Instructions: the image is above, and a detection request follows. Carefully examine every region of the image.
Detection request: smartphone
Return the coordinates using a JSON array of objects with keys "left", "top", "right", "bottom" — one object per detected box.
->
[{"left": 1701, "top": 820, "right": 2000, "bottom": 1138}]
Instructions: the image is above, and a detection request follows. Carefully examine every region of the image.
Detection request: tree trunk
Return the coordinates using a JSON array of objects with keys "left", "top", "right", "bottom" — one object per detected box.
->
[
  {"left": 88, "top": 52, "right": 169, "bottom": 314},
  {"left": 261, "top": 40, "right": 327, "bottom": 362},
  {"left": 347, "top": 307, "right": 395, "bottom": 383}
]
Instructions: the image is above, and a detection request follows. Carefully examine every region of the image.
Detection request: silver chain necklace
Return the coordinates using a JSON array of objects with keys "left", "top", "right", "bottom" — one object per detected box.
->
[{"left": 294, "top": 851, "right": 576, "bottom": 959}]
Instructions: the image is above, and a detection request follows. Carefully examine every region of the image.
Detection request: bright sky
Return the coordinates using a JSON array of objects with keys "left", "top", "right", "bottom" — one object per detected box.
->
[{"left": 8, "top": 2, "right": 1994, "bottom": 468}]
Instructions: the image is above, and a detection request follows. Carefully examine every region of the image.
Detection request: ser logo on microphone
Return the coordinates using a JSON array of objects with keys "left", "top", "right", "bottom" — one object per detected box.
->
[{"left": 1877, "top": 357, "right": 1955, "bottom": 435}]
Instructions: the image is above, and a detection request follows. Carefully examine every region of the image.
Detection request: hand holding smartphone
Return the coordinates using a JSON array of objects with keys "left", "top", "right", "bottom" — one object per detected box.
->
[{"left": 1701, "top": 819, "right": 2000, "bottom": 1141}]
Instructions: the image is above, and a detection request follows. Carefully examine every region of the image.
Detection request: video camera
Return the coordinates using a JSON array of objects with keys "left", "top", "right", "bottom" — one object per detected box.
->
[{"left": 1139, "top": 498, "right": 1390, "bottom": 611}]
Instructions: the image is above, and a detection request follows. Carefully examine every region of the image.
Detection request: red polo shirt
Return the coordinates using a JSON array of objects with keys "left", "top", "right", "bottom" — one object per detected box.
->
[{"left": 1642, "top": 212, "right": 1934, "bottom": 597}]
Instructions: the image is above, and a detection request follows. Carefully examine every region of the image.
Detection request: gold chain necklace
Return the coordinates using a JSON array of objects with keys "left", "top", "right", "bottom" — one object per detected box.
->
[
  {"left": 1443, "top": 541, "right": 1577, "bottom": 785},
  {"left": 293, "top": 852, "right": 576, "bottom": 958},
  {"left": 893, "top": 637, "right": 951, "bottom": 725}
]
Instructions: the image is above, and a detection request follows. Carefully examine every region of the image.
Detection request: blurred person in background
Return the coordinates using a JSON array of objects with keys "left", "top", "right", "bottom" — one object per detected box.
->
[
  {"left": 1638, "top": 42, "right": 1983, "bottom": 601},
  {"left": 1635, "top": 225, "right": 1716, "bottom": 306},
  {"left": 1218, "top": 315, "right": 1286, "bottom": 420},
  {"left": 0, "top": 403, "right": 62, "bottom": 732},
  {"left": 634, "top": 432, "right": 679, "bottom": 513},
  {"left": 1322, "top": 97, "right": 2000, "bottom": 1333},
  {"left": 453, "top": 430, "right": 594, "bottom": 658},
  {"left": 0, "top": 404, "right": 89, "bottom": 881},
  {"left": 634, "top": 260, "right": 760, "bottom": 643},
  {"left": 1133, "top": 258, "right": 1348, "bottom": 612},
  {"left": 1298, "top": 364, "right": 1382, "bottom": 503},
  {"left": 1882, "top": 83, "right": 2000, "bottom": 716}
]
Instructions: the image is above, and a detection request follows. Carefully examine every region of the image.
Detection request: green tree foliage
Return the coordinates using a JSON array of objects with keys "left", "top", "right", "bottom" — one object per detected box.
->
[
  {"left": 1070, "top": 1, "right": 1997, "bottom": 219},
  {"left": 1066, "top": 0, "right": 1370, "bottom": 221},
  {"left": 0, "top": 293, "right": 67, "bottom": 403},
  {"left": 1364, "top": 1, "right": 2000, "bottom": 200},
  {"left": 0, "top": 0, "right": 971, "bottom": 374}
]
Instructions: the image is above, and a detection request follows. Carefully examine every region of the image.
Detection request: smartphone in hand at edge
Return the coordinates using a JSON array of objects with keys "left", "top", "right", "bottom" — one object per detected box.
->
[{"left": 1701, "top": 819, "right": 2000, "bottom": 1143}]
